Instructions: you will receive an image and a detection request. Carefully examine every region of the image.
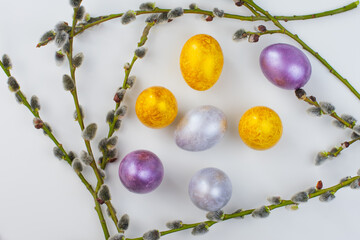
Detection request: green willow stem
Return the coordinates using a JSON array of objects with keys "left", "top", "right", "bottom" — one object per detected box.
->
[
  {"left": 101, "top": 23, "right": 155, "bottom": 170},
  {"left": 242, "top": 0, "right": 360, "bottom": 100},
  {"left": 126, "top": 175, "right": 360, "bottom": 240},
  {"left": 243, "top": 3, "right": 262, "bottom": 17},
  {"left": 0, "top": 59, "right": 110, "bottom": 239},
  {"left": 65, "top": 6, "right": 110, "bottom": 239},
  {"left": 73, "top": 2, "right": 358, "bottom": 36},
  {"left": 67, "top": 6, "right": 105, "bottom": 192},
  {"left": 105, "top": 201, "right": 123, "bottom": 233},
  {"left": 325, "top": 137, "right": 360, "bottom": 157},
  {"left": 300, "top": 94, "right": 354, "bottom": 129}
]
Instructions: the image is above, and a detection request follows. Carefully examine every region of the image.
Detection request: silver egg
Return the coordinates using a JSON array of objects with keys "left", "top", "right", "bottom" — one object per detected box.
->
[
  {"left": 188, "top": 167, "right": 232, "bottom": 211},
  {"left": 175, "top": 105, "right": 227, "bottom": 151}
]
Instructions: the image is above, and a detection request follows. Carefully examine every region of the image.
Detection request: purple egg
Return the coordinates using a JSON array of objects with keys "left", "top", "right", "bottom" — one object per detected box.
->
[
  {"left": 260, "top": 43, "right": 312, "bottom": 90},
  {"left": 119, "top": 150, "right": 164, "bottom": 194}
]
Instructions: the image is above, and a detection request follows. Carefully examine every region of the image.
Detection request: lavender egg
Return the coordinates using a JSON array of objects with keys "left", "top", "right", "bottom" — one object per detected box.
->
[
  {"left": 188, "top": 168, "right": 232, "bottom": 211},
  {"left": 119, "top": 150, "right": 164, "bottom": 194},
  {"left": 260, "top": 43, "right": 312, "bottom": 90},
  {"left": 175, "top": 105, "right": 227, "bottom": 151}
]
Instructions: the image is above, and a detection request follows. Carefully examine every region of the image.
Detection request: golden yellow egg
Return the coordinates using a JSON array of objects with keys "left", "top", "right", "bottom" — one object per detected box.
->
[
  {"left": 135, "top": 86, "right": 178, "bottom": 129},
  {"left": 238, "top": 106, "right": 283, "bottom": 150},
  {"left": 180, "top": 34, "right": 224, "bottom": 91}
]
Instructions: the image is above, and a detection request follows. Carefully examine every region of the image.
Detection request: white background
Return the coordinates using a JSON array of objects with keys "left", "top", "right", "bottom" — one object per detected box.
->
[{"left": 0, "top": 0, "right": 360, "bottom": 239}]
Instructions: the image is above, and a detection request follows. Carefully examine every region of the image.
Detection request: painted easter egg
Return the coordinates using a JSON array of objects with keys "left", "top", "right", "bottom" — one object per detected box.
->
[
  {"left": 238, "top": 106, "right": 282, "bottom": 150},
  {"left": 188, "top": 167, "right": 232, "bottom": 211},
  {"left": 135, "top": 86, "right": 177, "bottom": 128},
  {"left": 175, "top": 105, "right": 227, "bottom": 151},
  {"left": 180, "top": 34, "right": 224, "bottom": 91},
  {"left": 260, "top": 43, "right": 311, "bottom": 90},
  {"left": 119, "top": 150, "right": 164, "bottom": 194}
]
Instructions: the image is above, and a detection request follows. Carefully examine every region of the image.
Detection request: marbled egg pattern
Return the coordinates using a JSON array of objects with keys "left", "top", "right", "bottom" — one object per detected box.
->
[
  {"left": 135, "top": 86, "right": 177, "bottom": 129},
  {"left": 188, "top": 167, "right": 232, "bottom": 211},
  {"left": 175, "top": 105, "right": 227, "bottom": 151}
]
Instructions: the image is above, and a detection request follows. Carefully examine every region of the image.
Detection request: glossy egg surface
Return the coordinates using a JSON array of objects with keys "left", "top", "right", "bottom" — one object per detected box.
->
[
  {"left": 188, "top": 167, "right": 232, "bottom": 211},
  {"left": 260, "top": 43, "right": 311, "bottom": 90},
  {"left": 118, "top": 150, "right": 164, "bottom": 194},
  {"left": 175, "top": 105, "right": 227, "bottom": 151},
  {"left": 180, "top": 34, "right": 224, "bottom": 91},
  {"left": 135, "top": 86, "right": 177, "bottom": 128},
  {"left": 238, "top": 106, "right": 282, "bottom": 150}
]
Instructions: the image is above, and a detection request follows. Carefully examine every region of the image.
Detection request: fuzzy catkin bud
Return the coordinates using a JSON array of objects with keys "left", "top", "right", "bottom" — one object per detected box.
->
[
  {"left": 114, "top": 89, "right": 126, "bottom": 103},
  {"left": 267, "top": 196, "right": 281, "bottom": 205},
  {"left": 291, "top": 191, "right": 309, "bottom": 203},
  {"left": 98, "top": 168, "right": 106, "bottom": 178},
  {"left": 72, "top": 158, "right": 83, "bottom": 172},
  {"left": 80, "top": 150, "right": 93, "bottom": 165},
  {"left": 53, "top": 147, "right": 65, "bottom": 160},
  {"left": 126, "top": 76, "right": 136, "bottom": 88},
  {"left": 206, "top": 210, "right": 224, "bottom": 221},
  {"left": 339, "top": 176, "right": 351, "bottom": 184},
  {"left": 43, "top": 122, "right": 52, "bottom": 135},
  {"left": 307, "top": 107, "right": 322, "bottom": 117},
  {"left": 213, "top": 8, "right": 224, "bottom": 18},
  {"left": 15, "top": 92, "right": 23, "bottom": 104},
  {"left": 62, "top": 41, "right": 70, "bottom": 54},
  {"left": 251, "top": 206, "right": 270, "bottom": 218},
  {"left": 139, "top": 2, "right": 155, "bottom": 11},
  {"left": 257, "top": 25, "right": 267, "bottom": 32},
  {"left": 191, "top": 223, "right": 208, "bottom": 235},
  {"left": 73, "top": 105, "right": 84, "bottom": 121},
  {"left": 62, "top": 74, "right": 75, "bottom": 91},
  {"left": 319, "top": 191, "right": 335, "bottom": 202},
  {"left": 341, "top": 114, "right": 357, "bottom": 125},
  {"left": 350, "top": 179, "right": 360, "bottom": 189},
  {"left": 107, "top": 148, "right": 118, "bottom": 159},
  {"left": 55, "top": 51, "right": 65, "bottom": 66},
  {"left": 166, "top": 220, "right": 183, "bottom": 229},
  {"left": 189, "top": 3, "right": 198, "bottom": 9},
  {"left": 135, "top": 47, "right": 147, "bottom": 59},
  {"left": 167, "top": 7, "right": 184, "bottom": 19},
  {"left": 98, "top": 185, "right": 111, "bottom": 201},
  {"left": 314, "top": 152, "right": 328, "bottom": 165},
  {"left": 202, "top": 14, "right": 213, "bottom": 22},
  {"left": 143, "top": 230, "right": 160, "bottom": 240},
  {"left": 306, "top": 187, "right": 317, "bottom": 195},
  {"left": 115, "top": 105, "right": 128, "bottom": 118},
  {"left": 68, "top": 151, "right": 77, "bottom": 161},
  {"left": 319, "top": 102, "right": 335, "bottom": 114},
  {"left": 30, "top": 95, "right": 41, "bottom": 111},
  {"left": 117, "top": 214, "right": 130, "bottom": 231},
  {"left": 72, "top": 52, "right": 84, "bottom": 68},
  {"left": 7, "top": 76, "right": 20, "bottom": 92},
  {"left": 55, "top": 22, "right": 69, "bottom": 32},
  {"left": 107, "top": 136, "right": 118, "bottom": 149},
  {"left": 145, "top": 14, "right": 158, "bottom": 23},
  {"left": 156, "top": 12, "right": 168, "bottom": 24},
  {"left": 109, "top": 234, "right": 125, "bottom": 240},
  {"left": 55, "top": 31, "right": 68, "bottom": 48},
  {"left": 98, "top": 138, "right": 107, "bottom": 152},
  {"left": 332, "top": 120, "right": 345, "bottom": 129},
  {"left": 2, "top": 54, "right": 12, "bottom": 69},
  {"left": 82, "top": 123, "right": 97, "bottom": 140},
  {"left": 114, "top": 119, "right": 122, "bottom": 131},
  {"left": 106, "top": 204, "right": 117, "bottom": 217},
  {"left": 40, "top": 30, "right": 56, "bottom": 42},
  {"left": 121, "top": 10, "right": 136, "bottom": 25},
  {"left": 351, "top": 131, "right": 360, "bottom": 140},
  {"left": 106, "top": 110, "right": 115, "bottom": 123},
  {"left": 75, "top": 6, "right": 86, "bottom": 20},
  {"left": 70, "top": 0, "right": 81, "bottom": 8},
  {"left": 233, "top": 29, "right": 247, "bottom": 41}
]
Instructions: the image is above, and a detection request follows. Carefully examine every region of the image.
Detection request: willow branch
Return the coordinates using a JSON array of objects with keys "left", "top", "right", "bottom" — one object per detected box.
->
[
  {"left": 73, "top": 1, "right": 359, "bottom": 36},
  {"left": 126, "top": 175, "right": 360, "bottom": 240}
]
